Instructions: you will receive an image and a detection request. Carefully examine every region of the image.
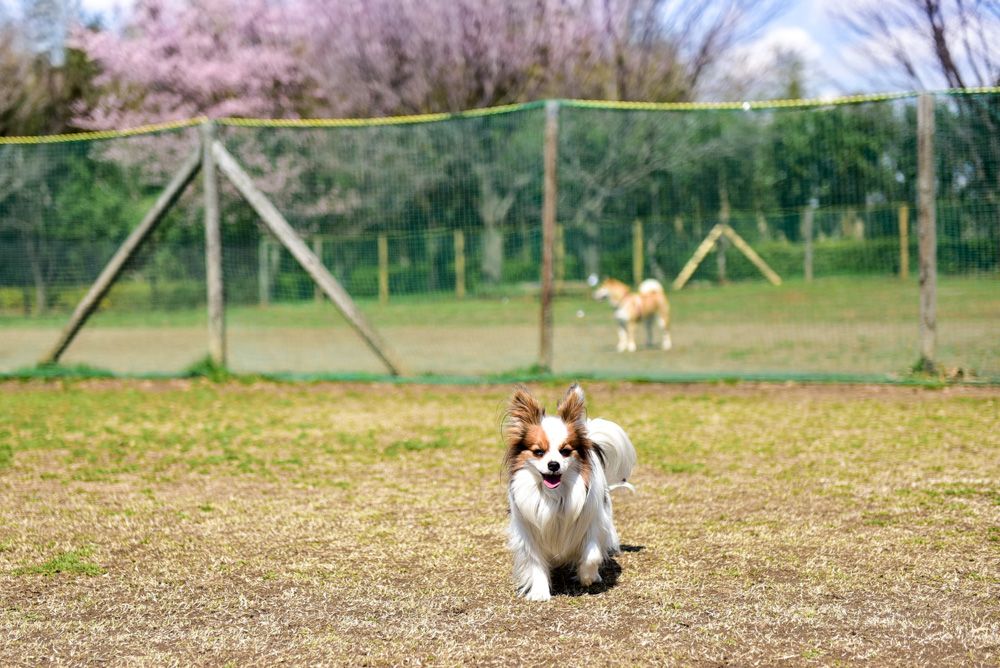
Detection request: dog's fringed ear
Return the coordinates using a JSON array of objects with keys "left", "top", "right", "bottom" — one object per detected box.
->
[
  {"left": 557, "top": 383, "right": 586, "bottom": 426},
  {"left": 505, "top": 385, "right": 544, "bottom": 447}
]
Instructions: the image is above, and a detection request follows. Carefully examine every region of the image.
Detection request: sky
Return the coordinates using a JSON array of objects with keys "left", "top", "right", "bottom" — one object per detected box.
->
[{"left": 733, "top": 0, "right": 889, "bottom": 97}]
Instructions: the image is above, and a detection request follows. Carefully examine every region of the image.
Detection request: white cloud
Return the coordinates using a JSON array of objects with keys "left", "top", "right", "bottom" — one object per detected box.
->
[
  {"left": 699, "top": 23, "right": 830, "bottom": 100},
  {"left": 752, "top": 25, "right": 825, "bottom": 63}
]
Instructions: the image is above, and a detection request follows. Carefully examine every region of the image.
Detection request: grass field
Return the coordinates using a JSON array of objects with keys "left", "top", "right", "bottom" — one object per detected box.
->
[
  {"left": 2, "top": 275, "right": 998, "bottom": 380},
  {"left": 1, "top": 380, "right": 998, "bottom": 665}
]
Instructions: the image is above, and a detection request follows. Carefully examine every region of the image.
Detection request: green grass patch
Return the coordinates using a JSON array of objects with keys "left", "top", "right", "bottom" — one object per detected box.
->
[{"left": 13, "top": 548, "right": 104, "bottom": 577}]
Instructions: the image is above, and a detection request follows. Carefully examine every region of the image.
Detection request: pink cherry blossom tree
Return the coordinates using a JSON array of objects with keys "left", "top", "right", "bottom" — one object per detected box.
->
[{"left": 72, "top": 0, "right": 314, "bottom": 129}]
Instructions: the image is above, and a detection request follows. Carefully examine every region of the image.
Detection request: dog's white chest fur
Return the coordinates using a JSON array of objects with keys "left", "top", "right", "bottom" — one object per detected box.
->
[{"left": 508, "top": 463, "right": 600, "bottom": 563}]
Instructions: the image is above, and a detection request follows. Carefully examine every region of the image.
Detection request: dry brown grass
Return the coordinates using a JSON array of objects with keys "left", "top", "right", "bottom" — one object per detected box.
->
[{"left": 1, "top": 380, "right": 998, "bottom": 666}]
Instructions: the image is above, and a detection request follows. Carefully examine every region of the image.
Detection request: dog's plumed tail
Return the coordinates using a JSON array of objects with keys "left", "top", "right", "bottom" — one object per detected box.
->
[
  {"left": 586, "top": 417, "right": 637, "bottom": 493},
  {"left": 637, "top": 278, "right": 664, "bottom": 295}
]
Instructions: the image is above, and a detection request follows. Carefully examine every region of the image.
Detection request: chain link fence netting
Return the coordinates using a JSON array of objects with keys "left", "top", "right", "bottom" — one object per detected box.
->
[{"left": 1, "top": 92, "right": 997, "bottom": 380}]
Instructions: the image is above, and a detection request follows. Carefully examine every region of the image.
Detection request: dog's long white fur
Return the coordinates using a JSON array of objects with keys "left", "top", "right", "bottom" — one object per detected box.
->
[
  {"left": 508, "top": 415, "right": 636, "bottom": 601},
  {"left": 587, "top": 417, "right": 637, "bottom": 492}
]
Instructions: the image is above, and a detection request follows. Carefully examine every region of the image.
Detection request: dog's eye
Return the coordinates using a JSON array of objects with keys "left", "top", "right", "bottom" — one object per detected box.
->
[
  {"left": 559, "top": 448, "right": 572, "bottom": 457},
  {"left": 532, "top": 449, "right": 544, "bottom": 457}
]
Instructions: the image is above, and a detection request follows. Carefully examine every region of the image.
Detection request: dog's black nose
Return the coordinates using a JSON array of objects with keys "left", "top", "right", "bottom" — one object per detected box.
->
[{"left": 547, "top": 461, "right": 560, "bottom": 472}]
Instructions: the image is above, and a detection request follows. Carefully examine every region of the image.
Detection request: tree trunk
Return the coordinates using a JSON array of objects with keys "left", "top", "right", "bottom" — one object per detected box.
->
[
  {"left": 477, "top": 185, "right": 515, "bottom": 285},
  {"left": 582, "top": 217, "right": 601, "bottom": 279},
  {"left": 576, "top": 195, "right": 607, "bottom": 279},
  {"left": 481, "top": 223, "right": 503, "bottom": 285}
]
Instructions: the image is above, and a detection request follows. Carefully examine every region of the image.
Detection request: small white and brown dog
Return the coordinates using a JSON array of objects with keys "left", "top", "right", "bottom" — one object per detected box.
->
[
  {"left": 504, "top": 384, "right": 636, "bottom": 601},
  {"left": 590, "top": 276, "right": 672, "bottom": 352}
]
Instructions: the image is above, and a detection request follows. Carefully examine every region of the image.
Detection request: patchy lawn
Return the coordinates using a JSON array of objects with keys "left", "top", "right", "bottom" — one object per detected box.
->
[{"left": 0, "top": 380, "right": 997, "bottom": 665}]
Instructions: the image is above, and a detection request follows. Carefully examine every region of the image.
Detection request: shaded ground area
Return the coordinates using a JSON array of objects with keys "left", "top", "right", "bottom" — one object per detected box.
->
[{"left": 1, "top": 380, "right": 997, "bottom": 665}]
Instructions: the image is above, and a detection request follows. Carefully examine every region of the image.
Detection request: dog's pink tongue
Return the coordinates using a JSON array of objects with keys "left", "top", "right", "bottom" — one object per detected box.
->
[{"left": 542, "top": 475, "right": 561, "bottom": 489}]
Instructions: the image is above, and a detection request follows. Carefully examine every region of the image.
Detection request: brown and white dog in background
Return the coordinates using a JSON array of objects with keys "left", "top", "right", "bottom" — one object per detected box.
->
[{"left": 591, "top": 276, "right": 672, "bottom": 352}]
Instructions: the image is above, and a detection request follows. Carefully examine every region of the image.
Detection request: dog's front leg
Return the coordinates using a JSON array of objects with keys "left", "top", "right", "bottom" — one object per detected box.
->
[
  {"left": 513, "top": 545, "right": 551, "bottom": 601},
  {"left": 509, "top": 514, "right": 552, "bottom": 601},
  {"left": 520, "top": 553, "right": 552, "bottom": 601},
  {"left": 577, "top": 536, "right": 604, "bottom": 587}
]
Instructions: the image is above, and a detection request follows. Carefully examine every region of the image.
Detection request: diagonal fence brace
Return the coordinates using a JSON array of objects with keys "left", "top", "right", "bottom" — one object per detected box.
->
[
  {"left": 41, "top": 147, "right": 204, "bottom": 364},
  {"left": 211, "top": 140, "right": 408, "bottom": 376}
]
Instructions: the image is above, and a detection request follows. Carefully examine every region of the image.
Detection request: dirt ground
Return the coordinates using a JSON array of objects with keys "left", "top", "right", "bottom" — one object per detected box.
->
[
  {"left": 0, "top": 380, "right": 998, "bottom": 666},
  {"left": 3, "top": 319, "right": 996, "bottom": 378}
]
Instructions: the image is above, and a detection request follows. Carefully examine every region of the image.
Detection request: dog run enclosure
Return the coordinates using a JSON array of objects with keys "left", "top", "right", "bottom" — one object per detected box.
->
[{"left": 1, "top": 90, "right": 998, "bottom": 382}]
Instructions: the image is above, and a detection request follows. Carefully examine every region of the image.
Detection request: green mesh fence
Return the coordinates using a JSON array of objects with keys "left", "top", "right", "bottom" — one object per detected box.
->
[{"left": 1, "top": 92, "right": 997, "bottom": 381}]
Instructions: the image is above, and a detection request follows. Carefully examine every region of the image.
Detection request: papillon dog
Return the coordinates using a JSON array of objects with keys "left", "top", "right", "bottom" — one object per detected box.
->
[
  {"left": 590, "top": 275, "right": 672, "bottom": 352},
  {"left": 503, "top": 383, "right": 636, "bottom": 601}
]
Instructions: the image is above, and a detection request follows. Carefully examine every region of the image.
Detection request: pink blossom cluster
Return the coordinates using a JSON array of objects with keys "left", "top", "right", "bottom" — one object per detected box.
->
[{"left": 73, "top": 0, "right": 769, "bottom": 127}]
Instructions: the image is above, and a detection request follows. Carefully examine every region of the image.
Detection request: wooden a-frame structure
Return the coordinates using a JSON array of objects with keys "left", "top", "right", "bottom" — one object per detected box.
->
[
  {"left": 41, "top": 121, "right": 407, "bottom": 376},
  {"left": 671, "top": 223, "right": 782, "bottom": 291}
]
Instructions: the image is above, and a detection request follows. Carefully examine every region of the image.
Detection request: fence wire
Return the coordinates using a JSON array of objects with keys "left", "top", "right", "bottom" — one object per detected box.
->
[{"left": 1, "top": 93, "right": 997, "bottom": 380}]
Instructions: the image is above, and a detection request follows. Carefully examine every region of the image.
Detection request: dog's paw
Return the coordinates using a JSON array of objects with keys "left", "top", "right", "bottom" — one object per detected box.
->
[
  {"left": 577, "top": 562, "right": 602, "bottom": 586},
  {"left": 523, "top": 587, "right": 552, "bottom": 602}
]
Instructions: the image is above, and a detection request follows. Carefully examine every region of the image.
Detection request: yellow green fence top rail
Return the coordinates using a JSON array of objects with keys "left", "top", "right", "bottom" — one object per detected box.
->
[
  {"left": 0, "top": 117, "right": 207, "bottom": 144},
  {"left": 2, "top": 88, "right": 999, "bottom": 144}
]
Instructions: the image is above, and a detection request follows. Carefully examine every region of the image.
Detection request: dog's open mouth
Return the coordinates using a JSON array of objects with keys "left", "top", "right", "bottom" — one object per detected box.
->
[{"left": 541, "top": 473, "right": 562, "bottom": 489}]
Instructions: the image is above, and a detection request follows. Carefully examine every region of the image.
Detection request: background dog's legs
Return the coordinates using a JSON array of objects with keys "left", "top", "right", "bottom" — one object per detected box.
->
[
  {"left": 645, "top": 317, "right": 655, "bottom": 347},
  {"left": 616, "top": 321, "right": 628, "bottom": 353},
  {"left": 626, "top": 320, "right": 638, "bottom": 352},
  {"left": 659, "top": 300, "right": 672, "bottom": 351}
]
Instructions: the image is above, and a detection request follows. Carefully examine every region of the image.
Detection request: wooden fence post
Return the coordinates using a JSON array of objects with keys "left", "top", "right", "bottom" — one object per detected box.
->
[
  {"left": 539, "top": 100, "right": 559, "bottom": 373},
  {"left": 898, "top": 204, "right": 910, "bottom": 280},
  {"left": 201, "top": 121, "right": 226, "bottom": 367},
  {"left": 554, "top": 224, "right": 565, "bottom": 292},
  {"left": 377, "top": 233, "right": 389, "bottom": 304},
  {"left": 454, "top": 229, "right": 466, "bottom": 299},
  {"left": 802, "top": 204, "right": 815, "bottom": 282},
  {"left": 632, "top": 219, "right": 644, "bottom": 285},
  {"left": 917, "top": 92, "right": 937, "bottom": 372}
]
